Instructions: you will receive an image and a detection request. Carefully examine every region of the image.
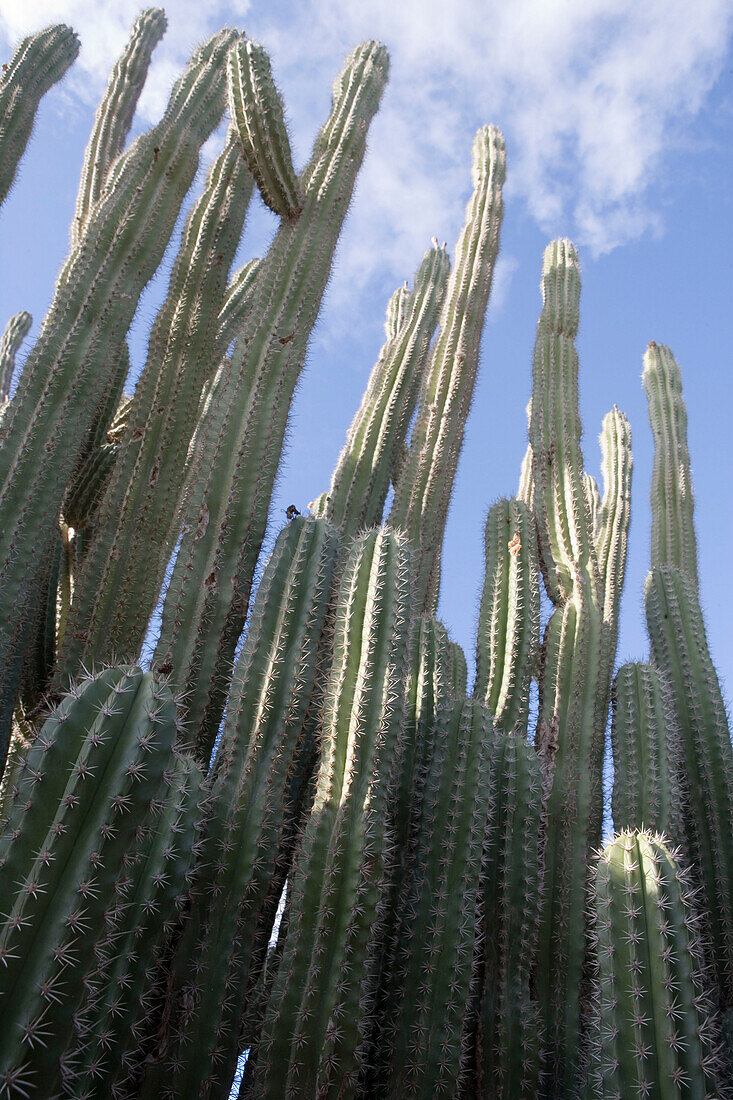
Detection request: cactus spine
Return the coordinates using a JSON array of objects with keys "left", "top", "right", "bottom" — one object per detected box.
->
[
  {"left": 153, "top": 41, "right": 390, "bottom": 755},
  {"left": 0, "top": 25, "right": 80, "bottom": 208}
]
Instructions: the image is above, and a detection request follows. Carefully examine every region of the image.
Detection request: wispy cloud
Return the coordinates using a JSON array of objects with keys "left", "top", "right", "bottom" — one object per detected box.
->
[{"left": 2, "top": 0, "right": 731, "bottom": 293}]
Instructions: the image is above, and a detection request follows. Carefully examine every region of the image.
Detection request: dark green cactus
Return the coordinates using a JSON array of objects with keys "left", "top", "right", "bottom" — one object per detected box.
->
[
  {"left": 0, "top": 310, "right": 31, "bottom": 404},
  {"left": 587, "top": 830, "right": 721, "bottom": 1098}
]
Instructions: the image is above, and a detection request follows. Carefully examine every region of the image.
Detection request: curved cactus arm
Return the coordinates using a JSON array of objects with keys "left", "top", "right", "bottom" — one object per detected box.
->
[
  {"left": 517, "top": 399, "right": 534, "bottom": 508},
  {"left": 70, "top": 751, "right": 206, "bottom": 1095},
  {"left": 583, "top": 471, "right": 600, "bottom": 534},
  {"left": 228, "top": 39, "right": 301, "bottom": 217},
  {"left": 218, "top": 257, "right": 263, "bottom": 351},
  {"left": 643, "top": 342, "right": 698, "bottom": 585},
  {"left": 448, "top": 637, "right": 468, "bottom": 695},
  {"left": 386, "top": 281, "right": 412, "bottom": 337},
  {"left": 594, "top": 406, "right": 632, "bottom": 632},
  {"left": 0, "top": 25, "right": 79, "bottom": 208},
  {"left": 153, "top": 41, "right": 390, "bottom": 751},
  {"left": 318, "top": 243, "right": 449, "bottom": 535},
  {"left": 55, "top": 128, "right": 253, "bottom": 682},
  {"left": 139, "top": 517, "right": 338, "bottom": 1099},
  {"left": 71, "top": 8, "right": 167, "bottom": 249},
  {"left": 389, "top": 125, "right": 506, "bottom": 613},
  {"left": 610, "top": 661, "right": 684, "bottom": 840},
  {"left": 255, "top": 527, "right": 412, "bottom": 1100},
  {"left": 0, "top": 310, "right": 31, "bottom": 403},
  {"left": 379, "top": 699, "right": 493, "bottom": 1098},
  {"left": 587, "top": 830, "right": 721, "bottom": 1098},
  {"left": 0, "top": 30, "right": 237, "bottom": 758},
  {"left": 0, "top": 667, "right": 179, "bottom": 1095},
  {"left": 528, "top": 240, "right": 597, "bottom": 604},
  {"left": 474, "top": 497, "right": 540, "bottom": 733},
  {"left": 645, "top": 564, "right": 733, "bottom": 1015},
  {"left": 477, "top": 732, "right": 543, "bottom": 1098}
]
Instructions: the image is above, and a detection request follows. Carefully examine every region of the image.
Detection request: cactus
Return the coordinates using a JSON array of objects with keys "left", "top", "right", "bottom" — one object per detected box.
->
[
  {"left": 388, "top": 125, "right": 506, "bottom": 613},
  {"left": 0, "top": 666, "right": 180, "bottom": 1095},
  {"left": 311, "top": 243, "right": 450, "bottom": 535},
  {"left": 587, "top": 830, "right": 721, "bottom": 1097},
  {"left": 0, "top": 29, "right": 237, "bottom": 759},
  {"left": 610, "top": 661, "right": 684, "bottom": 839},
  {"left": 255, "top": 526, "right": 411, "bottom": 1099},
  {"left": 141, "top": 516, "right": 338, "bottom": 1099},
  {"left": 0, "top": 24, "right": 80, "bottom": 208},
  {"left": 474, "top": 497, "right": 540, "bottom": 733},
  {"left": 0, "top": 310, "right": 31, "bottom": 404},
  {"left": 476, "top": 731, "right": 543, "bottom": 1098},
  {"left": 228, "top": 39, "right": 301, "bottom": 218},
  {"left": 153, "top": 40, "right": 390, "bottom": 755}
]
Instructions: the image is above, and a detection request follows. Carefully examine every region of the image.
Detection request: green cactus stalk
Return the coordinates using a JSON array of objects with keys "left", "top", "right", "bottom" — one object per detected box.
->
[
  {"left": 474, "top": 497, "right": 540, "bottom": 733},
  {"left": 153, "top": 41, "right": 390, "bottom": 756},
  {"left": 71, "top": 751, "right": 207, "bottom": 1098},
  {"left": 645, "top": 565, "right": 733, "bottom": 1016},
  {"left": 610, "top": 661, "right": 684, "bottom": 840},
  {"left": 594, "top": 406, "right": 632, "bottom": 639},
  {"left": 55, "top": 127, "right": 253, "bottom": 681},
  {"left": 141, "top": 516, "right": 338, "bottom": 1100},
  {"left": 0, "top": 310, "right": 31, "bottom": 404},
  {"left": 587, "top": 830, "right": 721, "bottom": 1098},
  {"left": 255, "top": 526, "right": 411, "bottom": 1100},
  {"left": 0, "top": 25, "right": 79, "bottom": 208},
  {"left": 311, "top": 243, "right": 449, "bottom": 535},
  {"left": 643, "top": 342, "right": 698, "bottom": 586},
  {"left": 0, "top": 29, "right": 237, "bottom": 761},
  {"left": 448, "top": 638, "right": 468, "bottom": 695},
  {"left": 389, "top": 125, "right": 506, "bottom": 614},
  {"left": 70, "top": 8, "right": 167, "bottom": 248},
  {"left": 218, "top": 257, "right": 264, "bottom": 351},
  {"left": 377, "top": 698, "right": 493, "bottom": 1097},
  {"left": 0, "top": 666, "right": 179, "bottom": 1096},
  {"left": 228, "top": 39, "right": 301, "bottom": 218},
  {"left": 477, "top": 731, "right": 543, "bottom": 1098}
]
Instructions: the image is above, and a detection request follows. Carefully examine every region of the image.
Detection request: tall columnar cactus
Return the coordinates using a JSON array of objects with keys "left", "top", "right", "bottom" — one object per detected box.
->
[
  {"left": 0, "top": 24, "right": 80, "bottom": 208},
  {"left": 55, "top": 128, "right": 254, "bottom": 680},
  {"left": 643, "top": 342, "right": 698, "bottom": 586},
  {"left": 141, "top": 516, "right": 338, "bottom": 1100},
  {"left": 0, "top": 667, "right": 180, "bottom": 1096},
  {"left": 218, "top": 257, "right": 264, "bottom": 351},
  {"left": 645, "top": 565, "right": 733, "bottom": 1016},
  {"left": 610, "top": 661, "right": 683, "bottom": 839},
  {"left": 474, "top": 497, "right": 540, "bottom": 733},
  {"left": 228, "top": 39, "right": 301, "bottom": 218},
  {"left": 255, "top": 527, "right": 411, "bottom": 1099},
  {"left": 376, "top": 698, "right": 493, "bottom": 1098},
  {"left": 0, "top": 28, "right": 237, "bottom": 760},
  {"left": 587, "top": 830, "right": 721, "bottom": 1098},
  {"left": 0, "top": 311, "right": 31, "bottom": 404},
  {"left": 476, "top": 731, "right": 543, "bottom": 1098},
  {"left": 153, "top": 41, "right": 390, "bottom": 755},
  {"left": 70, "top": 7, "right": 167, "bottom": 248},
  {"left": 311, "top": 244, "right": 450, "bottom": 535},
  {"left": 388, "top": 125, "right": 506, "bottom": 614}
]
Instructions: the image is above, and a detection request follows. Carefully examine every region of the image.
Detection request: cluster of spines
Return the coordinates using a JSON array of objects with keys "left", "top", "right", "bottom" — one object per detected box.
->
[
  {"left": 587, "top": 830, "right": 721, "bottom": 1098},
  {"left": 255, "top": 526, "right": 411, "bottom": 1099}
]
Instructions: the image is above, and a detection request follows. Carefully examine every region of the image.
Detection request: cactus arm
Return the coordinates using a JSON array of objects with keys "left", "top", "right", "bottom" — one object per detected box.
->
[
  {"left": 0, "top": 30, "right": 237, "bottom": 756},
  {"left": 477, "top": 732, "right": 543, "bottom": 1097},
  {"left": 528, "top": 240, "right": 597, "bottom": 604},
  {"left": 153, "top": 41, "right": 390, "bottom": 753},
  {"left": 645, "top": 565, "right": 733, "bottom": 1014},
  {"left": 643, "top": 342, "right": 698, "bottom": 585},
  {"left": 448, "top": 638, "right": 468, "bottom": 695},
  {"left": 55, "top": 128, "right": 253, "bottom": 680},
  {"left": 610, "top": 661, "right": 683, "bottom": 840},
  {"left": 474, "top": 497, "right": 540, "bottom": 733},
  {"left": 0, "top": 310, "right": 31, "bottom": 404},
  {"left": 228, "top": 39, "right": 301, "bottom": 217},
  {"left": 588, "top": 831, "right": 721, "bottom": 1097},
  {"left": 388, "top": 126, "right": 506, "bottom": 613},
  {"left": 319, "top": 244, "right": 449, "bottom": 535},
  {"left": 218, "top": 257, "right": 264, "bottom": 351},
  {"left": 140, "top": 517, "right": 338, "bottom": 1098},
  {"left": 594, "top": 406, "right": 632, "bottom": 633},
  {"left": 0, "top": 25, "right": 79, "bottom": 208},
  {"left": 71, "top": 8, "right": 167, "bottom": 248},
  {"left": 256, "top": 527, "right": 411, "bottom": 1099}
]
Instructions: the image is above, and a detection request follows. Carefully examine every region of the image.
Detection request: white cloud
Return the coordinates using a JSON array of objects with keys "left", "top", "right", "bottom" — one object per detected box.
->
[{"left": 1, "top": 0, "right": 731, "bottom": 294}]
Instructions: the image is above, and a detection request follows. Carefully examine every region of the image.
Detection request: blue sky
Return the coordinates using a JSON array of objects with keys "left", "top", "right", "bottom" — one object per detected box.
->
[{"left": 1, "top": 0, "right": 732, "bottom": 702}]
